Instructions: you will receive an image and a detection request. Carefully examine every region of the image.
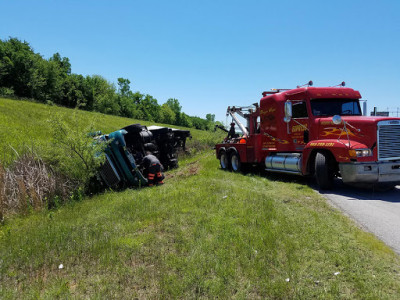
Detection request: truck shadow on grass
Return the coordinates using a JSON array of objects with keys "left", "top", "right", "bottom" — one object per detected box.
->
[{"left": 238, "top": 166, "right": 311, "bottom": 186}]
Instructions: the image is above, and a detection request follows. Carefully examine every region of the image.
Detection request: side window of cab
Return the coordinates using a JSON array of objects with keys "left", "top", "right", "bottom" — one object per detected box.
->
[{"left": 292, "top": 101, "right": 308, "bottom": 118}]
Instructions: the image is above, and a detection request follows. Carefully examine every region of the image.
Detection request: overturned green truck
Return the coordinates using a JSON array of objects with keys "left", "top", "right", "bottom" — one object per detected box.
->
[{"left": 96, "top": 124, "right": 191, "bottom": 188}]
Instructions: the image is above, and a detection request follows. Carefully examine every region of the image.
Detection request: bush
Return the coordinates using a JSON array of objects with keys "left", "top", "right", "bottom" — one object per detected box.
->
[
  {"left": 0, "top": 87, "right": 15, "bottom": 97},
  {"left": 46, "top": 110, "right": 107, "bottom": 190}
]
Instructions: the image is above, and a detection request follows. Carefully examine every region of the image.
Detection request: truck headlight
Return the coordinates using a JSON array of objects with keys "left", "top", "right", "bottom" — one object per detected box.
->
[{"left": 349, "top": 149, "right": 372, "bottom": 157}]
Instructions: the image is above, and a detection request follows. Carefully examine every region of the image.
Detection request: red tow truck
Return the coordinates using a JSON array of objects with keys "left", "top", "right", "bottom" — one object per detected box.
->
[{"left": 215, "top": 82, "right": 400, "bottom": 189}]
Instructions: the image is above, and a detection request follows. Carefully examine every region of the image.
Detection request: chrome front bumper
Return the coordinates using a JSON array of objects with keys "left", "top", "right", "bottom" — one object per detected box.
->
[{"left": 339, "top": 161, "right": 400, "bottom": 184}]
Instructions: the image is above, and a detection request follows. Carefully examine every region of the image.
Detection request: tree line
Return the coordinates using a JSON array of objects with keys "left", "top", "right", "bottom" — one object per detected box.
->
[{"left": 0, "top": 37, "right": 216, "bottom": 130}]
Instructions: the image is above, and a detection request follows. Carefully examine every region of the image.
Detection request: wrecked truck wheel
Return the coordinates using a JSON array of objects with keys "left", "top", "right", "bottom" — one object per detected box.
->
[
  {"left": 315, "top": 152, "right": 334, "bottom": 190},
  {"left": 230, "top": 152, "right": 241, "bottom": 172},
  {"left": 220, "top": 151, "right": 229, "bottom": 170}
]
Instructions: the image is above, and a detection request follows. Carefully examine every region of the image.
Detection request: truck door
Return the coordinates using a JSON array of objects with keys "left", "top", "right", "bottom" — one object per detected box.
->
[
  {"left": 289, "top": 100, "right": 309, "bottom": 151},
  {"left": 246, "top": 116, "right": 261, "bottom": 163}
]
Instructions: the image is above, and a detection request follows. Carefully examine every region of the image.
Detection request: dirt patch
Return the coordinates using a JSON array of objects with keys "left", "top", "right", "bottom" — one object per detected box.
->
[{"left": 166, "top": 161, "right": 201, "bottom": 180}]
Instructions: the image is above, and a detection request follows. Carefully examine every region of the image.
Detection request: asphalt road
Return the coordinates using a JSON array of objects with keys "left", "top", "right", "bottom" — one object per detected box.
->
[{"left": 320, "top": 182, "right": 400, "bottom": 254}]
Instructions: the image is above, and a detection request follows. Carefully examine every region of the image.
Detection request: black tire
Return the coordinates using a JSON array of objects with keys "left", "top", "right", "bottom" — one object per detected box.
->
[
  {"left": 315, "top": 152, "right": 334, "bottom": 190},
  {"left": 220, "top": 151, "right": 230, "bottom": 170},
  {"left": 230, "top": 152, "right": 241, "bottom": 172}
]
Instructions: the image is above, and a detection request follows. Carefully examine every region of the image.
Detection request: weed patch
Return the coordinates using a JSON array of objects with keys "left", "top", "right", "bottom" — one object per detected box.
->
[{"left": 0, "top": 151, "right": 78, "bottom": 215}]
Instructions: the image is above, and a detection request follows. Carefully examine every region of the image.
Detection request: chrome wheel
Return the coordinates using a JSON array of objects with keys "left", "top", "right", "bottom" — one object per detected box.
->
[
  {"left": 220, "top": 152, "right": 229, "bottom": 170},
  {"left": 230, "top": 152, "right": 241, "bottom": 172}
]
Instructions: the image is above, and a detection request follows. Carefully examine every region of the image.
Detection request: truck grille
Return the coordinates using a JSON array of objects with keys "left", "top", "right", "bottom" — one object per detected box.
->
[
  {"left": 378, "top": 120, "right": 400, "bottom": 161},
  {"left": 99, "top": 154, "right": 121, "bottom": 187}
]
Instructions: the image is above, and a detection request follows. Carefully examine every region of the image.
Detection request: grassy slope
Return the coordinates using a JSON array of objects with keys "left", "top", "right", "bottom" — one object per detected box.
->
[
  {"left": 0, "top": 98, "right": 218, "bottom": 163},
  {"left": 1, "top": 98, "right": 400, "bottom": 298}
]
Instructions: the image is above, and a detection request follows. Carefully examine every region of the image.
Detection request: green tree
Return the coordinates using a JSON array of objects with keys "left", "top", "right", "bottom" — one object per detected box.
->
[
  {"left": 190, "top": 116, "right": 209, "bottom": 130},
  {"left": 94, "top": 93, "right": 120, "bottom": 115},
  {"left": 138, "top": 95, "right": 160, "bottom": 121},
  {"left": 179, "top": 112, "right": 192, "bottom": 128},
  {"left": 0, "top": 38, "right": 214, "bottom": 129},
  {"left": 49, "top": 52, "right": 71, "bottom": 76},
  {"left": 117, "top": 77, "right": 132, "bottom": 97},
  {"left": 206, "top": 113, "right": 215, "bottom": 123},
  {"left": 60, "top": 74, "right": 87, "bottom": 108},
  {"left": 0, "top": 38, "right": 37, "bottom": 98},
  {"left": 89, "top": 75, "right": 119, "bottom": 114},
  {"left": 159, "top": 103, "right": 176, "bottom": 124},
  {"left": 0, "top": 38, "right": 71, "bottom": 103},
  {"left": 28, "top": 55, "right": 47, "bottom": 100},
  {"left": 166, "top": 98, "right": 181, "bottom": 115}
]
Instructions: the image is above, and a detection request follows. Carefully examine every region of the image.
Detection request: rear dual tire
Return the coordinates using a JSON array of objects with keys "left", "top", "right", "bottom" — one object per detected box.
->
[
  {"left": 220, "top": 151, "right": 242, "bottom": 172},
  {"left": 220, "top": 151, "right": 229, "bottom": 170},
  {"left": 230, "top": 152, "right": 241, "bottom": 172}
]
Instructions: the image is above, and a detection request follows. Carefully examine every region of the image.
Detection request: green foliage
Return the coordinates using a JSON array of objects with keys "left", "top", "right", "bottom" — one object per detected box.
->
[
  {"left": 90, "top": 75, "right": 118, "bottom": 114},
  {"left": 166, "top": 98, "right": 182, "bottom": 115},
  {"left": 49, "top": 52, "right": 71, "bottom": 76},
  {"left": 159, "top": 103, "right": 176, "bottom": 124},
  {"left": 0, "top": 87, "right": 14, "bottom": 97},
  {"left": 206, "top": 113, "right": 215, "bottom": 122},
  {"left": 117, "top": 77, "right": 132, "bottom": 97},
  {"left": 46, "top": 110, "right": 107, "bottom": 187},
  {"left": 179, "top": 112, "right": 192, "bottom": 128},
  {"left": 139, "top": 94, "right": 160, "bottom": 121},
  {"left": 0, "top": 37, "right": 218, "bottom": 131}
]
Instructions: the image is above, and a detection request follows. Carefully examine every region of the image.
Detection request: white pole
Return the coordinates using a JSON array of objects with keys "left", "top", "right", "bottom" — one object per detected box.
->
[{"left": 363, "top": 101, "right": 367, "bottom": 116}]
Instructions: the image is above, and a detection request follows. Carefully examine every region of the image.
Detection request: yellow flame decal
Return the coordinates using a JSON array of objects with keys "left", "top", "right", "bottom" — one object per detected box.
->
[
  {"left": 320, "top": 127, "right": 356, "bottom": 137},
  {"left": 263, "top": 132, "right": 289, "bottom": 144}
]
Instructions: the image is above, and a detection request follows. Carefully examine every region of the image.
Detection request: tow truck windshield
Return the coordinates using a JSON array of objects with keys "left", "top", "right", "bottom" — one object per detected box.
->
[{"left": 311, "top": 98, "right": 361, "bottom": 116}]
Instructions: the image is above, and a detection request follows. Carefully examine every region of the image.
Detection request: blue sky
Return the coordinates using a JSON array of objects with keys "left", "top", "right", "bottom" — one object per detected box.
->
[{"left": 1, "top": 0, "right": 399, "bottom": 122}]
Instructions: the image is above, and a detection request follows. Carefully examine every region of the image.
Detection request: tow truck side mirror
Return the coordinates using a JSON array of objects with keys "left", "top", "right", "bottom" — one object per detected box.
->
[
  {"left": 332, "top": 115, "right": 342, "bottom": 125},
  {"left": 284, "top": 101, "right": 292, "bottom": 123}
]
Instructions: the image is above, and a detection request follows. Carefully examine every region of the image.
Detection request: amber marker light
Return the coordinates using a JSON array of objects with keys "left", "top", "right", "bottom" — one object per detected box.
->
[{"left": 348, "top": 150, "right": 357, "bottom": 157}]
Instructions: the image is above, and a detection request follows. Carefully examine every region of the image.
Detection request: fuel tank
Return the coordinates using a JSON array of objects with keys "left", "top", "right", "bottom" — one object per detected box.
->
[{"left": 265, "top": 153, "right": 302, "bottom": 174}]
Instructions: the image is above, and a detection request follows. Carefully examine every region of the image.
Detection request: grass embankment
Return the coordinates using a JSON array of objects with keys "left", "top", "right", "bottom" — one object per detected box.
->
[
  {"left": 1, "top": 152, "right": 400, "bottom": 298},
  {"left": 0, "top": 97, "right": 223, "bottom": 216},
  {"left": 0, "top": 97, "right": 219, "bottom": 164},
  {"left": 1, "top": 97, "right": 400, "bottom": 298}
]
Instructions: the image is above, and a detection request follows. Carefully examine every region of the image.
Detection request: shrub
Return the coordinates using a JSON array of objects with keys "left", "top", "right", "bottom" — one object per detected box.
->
[
  {"left": 0, "top": 87, "right": 15, "bottom": 97},
  {"left": 46, "top": 110, "right": 107, "bottom": 189}
]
